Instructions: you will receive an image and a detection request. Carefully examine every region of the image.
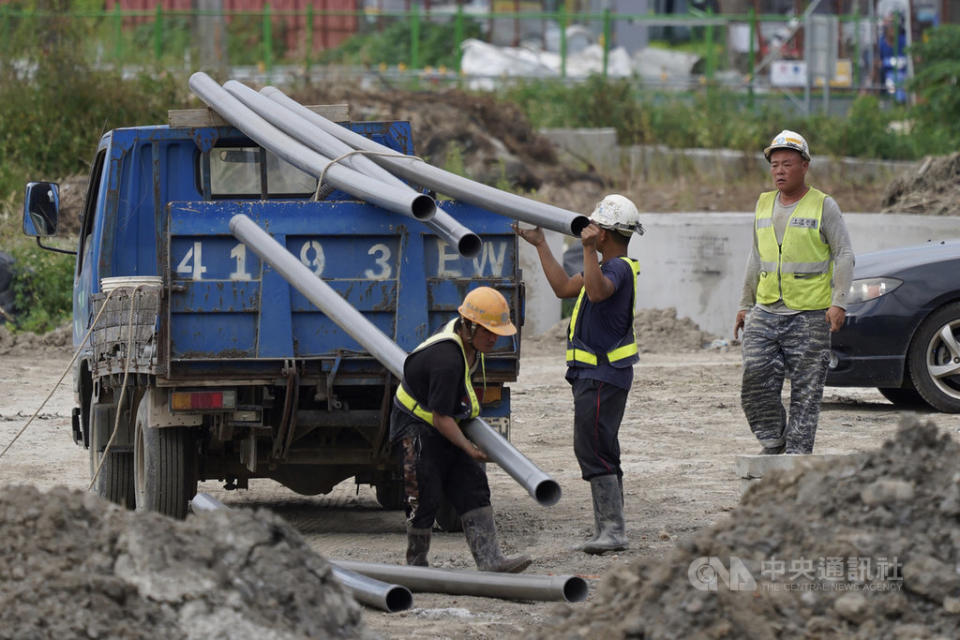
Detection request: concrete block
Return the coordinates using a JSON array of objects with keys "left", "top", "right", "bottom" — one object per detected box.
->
[{"left": 736, "top": 453, "right": 858, "bottom": 495}]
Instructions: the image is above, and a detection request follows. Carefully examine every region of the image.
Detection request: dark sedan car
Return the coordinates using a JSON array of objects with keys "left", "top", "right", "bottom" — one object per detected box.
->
[{"left": 826, "top": 239, "right": 960, "bottom": 413}]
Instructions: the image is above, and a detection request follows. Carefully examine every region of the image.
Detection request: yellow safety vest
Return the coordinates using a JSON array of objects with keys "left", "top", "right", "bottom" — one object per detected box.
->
[
  {"left": 395, "top": 318, "right": 481, "bottom": 426},
  {"left": 566, "top": 256, "right": 641, "bottom": 369},
  {"left": 755, "top": 187, "right": 833, "bottom": 311}
]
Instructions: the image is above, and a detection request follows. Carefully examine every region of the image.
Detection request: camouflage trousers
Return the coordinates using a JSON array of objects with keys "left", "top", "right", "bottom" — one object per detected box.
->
[{"left": 740, "top": 308, "right": 831, "bottom": 454}]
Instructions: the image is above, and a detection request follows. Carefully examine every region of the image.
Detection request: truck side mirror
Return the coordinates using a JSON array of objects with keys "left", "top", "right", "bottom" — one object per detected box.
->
[{"left": 23, "top": 182, "right": 60, "bottom": 237}]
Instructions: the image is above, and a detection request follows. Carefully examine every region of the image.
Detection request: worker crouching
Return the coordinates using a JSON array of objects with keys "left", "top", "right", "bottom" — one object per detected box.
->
[{"left": 390, "top": 286, "right": 531, "bottom": 573}]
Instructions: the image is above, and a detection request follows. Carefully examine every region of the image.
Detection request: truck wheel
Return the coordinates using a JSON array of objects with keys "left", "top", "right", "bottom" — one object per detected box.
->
[
  {"left": 435, "top": 498, "right": 462, "bottom": 532},
  {"left": 877, "top": 387, "right": 928, "bottom": 408},
  {"left": 134, "top": 392, "right": 198, "bottom": 519},
  {"left": 908, "top": 302, "right": 960, "bottom": 413},
  {"left": 375, "top": 481, "right": 406, "bottom": 511},
  {"left": 88, "top": 399, "right": 135, "bottom": 509}
]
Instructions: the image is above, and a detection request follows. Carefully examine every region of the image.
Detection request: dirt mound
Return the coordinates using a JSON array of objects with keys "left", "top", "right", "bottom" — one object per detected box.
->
[
  {"left": 0, "top": 324, "right": 73, "bottom": 357},
  {"left": 882, "top": 153, "right": 960, "bottom": 216},
  {"left": 525, "top": 307, "right": 718, "bottom": 353},
  {"left": 530, "top": 417, "right": 960, "bottom": 640},
  {"left": 286, "top": 84, "right": 606, "bottom": 211},
  {"left": 0, "top": 486, "right": 372, "bottom": 640}
]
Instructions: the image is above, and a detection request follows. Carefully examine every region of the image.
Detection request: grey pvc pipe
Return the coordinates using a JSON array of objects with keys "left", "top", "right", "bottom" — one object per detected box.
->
[
  {"left": 330, "top": 565, "right": 413, "bottom": 613},
  {"left": 188, "top": 72, "right": 435, "bottom": 221},
  {"left": 221, "top": 80, "right": 480, "bottom": 258},
  {"left": 188, "top": 494, "right": 413, "bottom": 613},
  {"left": 261, "top": 85, "right": 591, "bottom": 238},
  {"left": 335, "top": 560, "right": 588, "bottom": 603},
  {"left": 230, "top": 213, "right": 560, "bottom": 507}
]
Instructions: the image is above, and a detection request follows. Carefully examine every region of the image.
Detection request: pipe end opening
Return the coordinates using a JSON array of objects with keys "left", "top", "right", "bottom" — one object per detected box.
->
[
  {"left": 411, "top": 194, "right": 437, "bottom": 221},
  {"left": 385, "top": 586, "right": 414, "bottom": 612},
  {"left": 535, "top": 480, "right": 561, "bottom": 507},
  {"left": 571, "top": 215, "right": 591, "bottom": 237},
  {"left": 458, "top": 233, "right": 482, "bottom": 259},
  {"left": 563, "top": 576, "right": 589, "bottom": 602}
]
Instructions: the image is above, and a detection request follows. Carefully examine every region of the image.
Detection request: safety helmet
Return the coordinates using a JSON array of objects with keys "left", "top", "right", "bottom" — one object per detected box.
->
[
  {"left": 589, "top": 194, "right": 644, "bottom": 237},
  {"left": 764, "top": 129, "right": 810, "bottom": 162},
  {"left": 458, "top": 287, "right": 517, "bottom": 336}
]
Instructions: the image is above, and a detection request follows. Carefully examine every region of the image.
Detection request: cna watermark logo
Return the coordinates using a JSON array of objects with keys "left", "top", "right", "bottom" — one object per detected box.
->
[
  {"left": 688, "top": 556, "right": 757, "bottom": 592},
  {"left": 687, "top": 555, "right": 904, "bottom": 593}
]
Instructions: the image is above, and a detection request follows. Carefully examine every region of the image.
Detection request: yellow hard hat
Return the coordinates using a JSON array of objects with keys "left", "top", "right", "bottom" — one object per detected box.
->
[{"left": 458, "top": 287, "right": 517, "bottom": 336}]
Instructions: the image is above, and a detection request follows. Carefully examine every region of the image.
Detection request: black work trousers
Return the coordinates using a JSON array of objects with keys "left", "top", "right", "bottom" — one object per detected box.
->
[
  {"left": 390, "top": 406, "right": 491, "bottom": 530},
  {"left": 571, "top": 377, "right": 628, "bottom": 480}
]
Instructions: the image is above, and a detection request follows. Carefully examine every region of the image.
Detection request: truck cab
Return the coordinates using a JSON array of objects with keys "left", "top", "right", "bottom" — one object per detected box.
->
[{"left": 24, "top": 108, "right": 522, "bottom": 519}]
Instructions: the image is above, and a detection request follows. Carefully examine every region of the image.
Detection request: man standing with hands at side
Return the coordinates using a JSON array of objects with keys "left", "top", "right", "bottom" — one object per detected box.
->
[
  {"left": 734, "top": 130, "right": 854, "bottom": 455},
  {"left": 516, "top": 194, "right": 643, "bottom": 554}
]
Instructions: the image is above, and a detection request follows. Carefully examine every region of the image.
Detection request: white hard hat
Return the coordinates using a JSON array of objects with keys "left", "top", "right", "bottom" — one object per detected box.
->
[
  {"left": 589, "top": 194, "right": 644, "bottom": 237},
  {"left": 764, "top": 129, "right": 810, "bottom": 162}
]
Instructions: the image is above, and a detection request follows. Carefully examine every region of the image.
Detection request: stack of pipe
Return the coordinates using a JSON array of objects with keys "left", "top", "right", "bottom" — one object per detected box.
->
[{"left": 188, "top": 72, "right": 591, "bottom": 259}]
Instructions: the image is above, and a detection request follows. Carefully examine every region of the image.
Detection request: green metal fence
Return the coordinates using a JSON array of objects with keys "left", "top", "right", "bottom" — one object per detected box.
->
[{"left": 0, "top": 5, "right": 884, "bottom": 93}]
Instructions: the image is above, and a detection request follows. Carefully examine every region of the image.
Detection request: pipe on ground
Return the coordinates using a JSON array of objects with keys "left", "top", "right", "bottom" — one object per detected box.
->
[
  {"left": 335, "top": 560, "right": 588, "bottom": 603},
  {"left": 188, "top": 72, "right": 435, "bottom": 222},
  {"left": 229, "top": 214, "right": 561, "bottom": 507},
  {"left": 189, "top": 493, "right": 413, "bottom": 613},
  {"left": 223, "top": 80, "right": 480, "bottom": 258},
  {"left": 261, "top": 85, "right": 591, "bottom": 238}
]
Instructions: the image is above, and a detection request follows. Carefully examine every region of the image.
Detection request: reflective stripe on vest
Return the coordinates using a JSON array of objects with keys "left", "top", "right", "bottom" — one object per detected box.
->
[
  {"left": 394, "top": 318, "right": 481, "bottom": 426},
  {"left": 755, "top": 187, "right": 833, "bottom": 311},
  {"left": 566, "top": 256, "right": 641, "bottom": 368}
]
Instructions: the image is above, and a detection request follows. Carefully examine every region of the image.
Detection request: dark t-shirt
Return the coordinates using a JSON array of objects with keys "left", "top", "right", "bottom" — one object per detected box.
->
[
  {"left": 566, "top": 257, "right": 636, "bottom": 390},
  {"left": 390, "top": 340, "right": 467, "bottom": 442}
]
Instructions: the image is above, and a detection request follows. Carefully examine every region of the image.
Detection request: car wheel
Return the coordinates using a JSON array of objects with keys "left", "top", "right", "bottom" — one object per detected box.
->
[
  {"left": 908, "top": 302, "right": 960, "bottom": 413},
  {"left": 877, "top": 387, "right": 929, "bottom": 409}
]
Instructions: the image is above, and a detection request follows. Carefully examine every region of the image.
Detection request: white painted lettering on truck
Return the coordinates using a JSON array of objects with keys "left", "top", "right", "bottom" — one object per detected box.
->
[
  {"left": 299, "top": 240, "right": 325, "bottom": 276},
  {"left": 473, "top": 242, "right": 506, "bottom": 277},
  {"left": 230, "top": 243, "right": 252, "bottom": 280},
  {"left": 364, "top": 243, "right": 392, "bottom": 280},
  {"left": 437, "top": 240, "right": 462, "bottom": 278},
  {"left": 176, "top": 241, "right": 208, "bottom": 281}
]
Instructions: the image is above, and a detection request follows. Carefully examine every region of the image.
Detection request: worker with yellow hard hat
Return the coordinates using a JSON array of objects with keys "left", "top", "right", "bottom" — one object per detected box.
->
[
  {"left": 734, "top": 129, "right": 854, "bottom": 455},
  {"left": 391, "top": 286, "right": 531, "bottom": 573}
]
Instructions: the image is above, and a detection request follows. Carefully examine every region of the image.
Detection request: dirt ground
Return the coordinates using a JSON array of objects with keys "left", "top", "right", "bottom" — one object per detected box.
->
[{"left": 2, "top": 334, "right": 957, "bottom": 638}]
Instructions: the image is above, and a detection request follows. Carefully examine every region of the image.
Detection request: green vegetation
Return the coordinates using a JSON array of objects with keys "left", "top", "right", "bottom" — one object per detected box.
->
[
  {"left": 500, "top": 75, "right": 930, "bottom": 160},
  {"left": 7, "top": 244, "right": 74, "bottom": 334},
  {"left": 908, "top": 24, "right": 960, "bottom": 154},
  {"left": 319, "top": 18, "right": 484, "bottom": 69}
]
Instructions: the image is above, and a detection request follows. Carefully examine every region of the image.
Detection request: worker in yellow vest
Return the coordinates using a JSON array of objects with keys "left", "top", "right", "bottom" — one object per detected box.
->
[
  {"left": 515, "top": 194, "right": 643, "bottom": 554},
  {"left": 734, "top": 130, "right": 854, "bottom": 454},
  {"left": 391, "top": 286, "right": 531, "bottom": 573}
]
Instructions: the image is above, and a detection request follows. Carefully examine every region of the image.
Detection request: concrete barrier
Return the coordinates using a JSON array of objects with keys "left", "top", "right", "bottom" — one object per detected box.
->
[
  {"left": 519, "top": 213, "right": 960, "bottom": 340},
  {"left": 735, "top": 453, "right": 860, "bottom": 495}
]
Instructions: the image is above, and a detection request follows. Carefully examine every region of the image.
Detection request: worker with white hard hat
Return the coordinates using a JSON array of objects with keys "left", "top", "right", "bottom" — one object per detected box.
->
[
  {"left": 515, "top": 194, "right": 643, "bottom": 554},
  {"left": 734, "top": 130, "right": 855, "bottom": 455},
  {"left": 391, "top": 286, "right": 531, "bottom": 573}
]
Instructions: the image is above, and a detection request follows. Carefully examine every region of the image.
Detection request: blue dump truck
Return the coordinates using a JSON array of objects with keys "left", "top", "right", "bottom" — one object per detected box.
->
[{"left": 23, "top": 108, "right": 522, "bottom": 520}]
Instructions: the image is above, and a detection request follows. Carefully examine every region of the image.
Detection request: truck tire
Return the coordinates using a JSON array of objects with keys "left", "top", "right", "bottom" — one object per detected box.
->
[
  {"left": 88, "top": 400, "right": 135, "bottom": 509},
  {"left": 134, "top": 391, "right": 198, "bottom": 519},
  {"left": 908, "top": 302, "right": 960, "bottom": 413}
]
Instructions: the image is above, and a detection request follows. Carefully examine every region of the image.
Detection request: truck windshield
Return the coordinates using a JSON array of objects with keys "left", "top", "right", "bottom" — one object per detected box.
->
[{"left": 205, "top": 146, "right": 317, "bottom": 198}]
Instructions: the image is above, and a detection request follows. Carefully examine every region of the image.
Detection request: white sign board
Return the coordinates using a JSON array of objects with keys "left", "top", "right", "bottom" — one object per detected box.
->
[{"left": 771, "top": 60, "right": 807, "bottom": 87}]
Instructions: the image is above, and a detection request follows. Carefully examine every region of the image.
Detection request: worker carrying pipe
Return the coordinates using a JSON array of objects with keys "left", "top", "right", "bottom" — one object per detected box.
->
[{"left": 393, "top": 286, "right": 531, "bottom": 573}]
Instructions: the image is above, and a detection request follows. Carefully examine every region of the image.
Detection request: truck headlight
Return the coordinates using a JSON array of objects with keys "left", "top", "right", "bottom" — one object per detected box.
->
[{"left": 847, "top": 277, "right": 902, "bottom": 305}]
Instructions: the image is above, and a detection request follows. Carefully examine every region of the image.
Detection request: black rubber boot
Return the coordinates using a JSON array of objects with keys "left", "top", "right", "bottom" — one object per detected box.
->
[
  {"left": 582, "top": 474, "right": 628, "bottom": 555},
  {"left": 405, "top": 527, "right": 432, "bottom": 567},
  {"left": 461, "top": 506, "right": 531, "bottom": 573}
]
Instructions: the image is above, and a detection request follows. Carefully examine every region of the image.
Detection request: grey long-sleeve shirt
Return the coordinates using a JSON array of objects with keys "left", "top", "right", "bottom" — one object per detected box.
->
[{"left": 739, "top": 192, "right": 855, "bottom": 313}]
